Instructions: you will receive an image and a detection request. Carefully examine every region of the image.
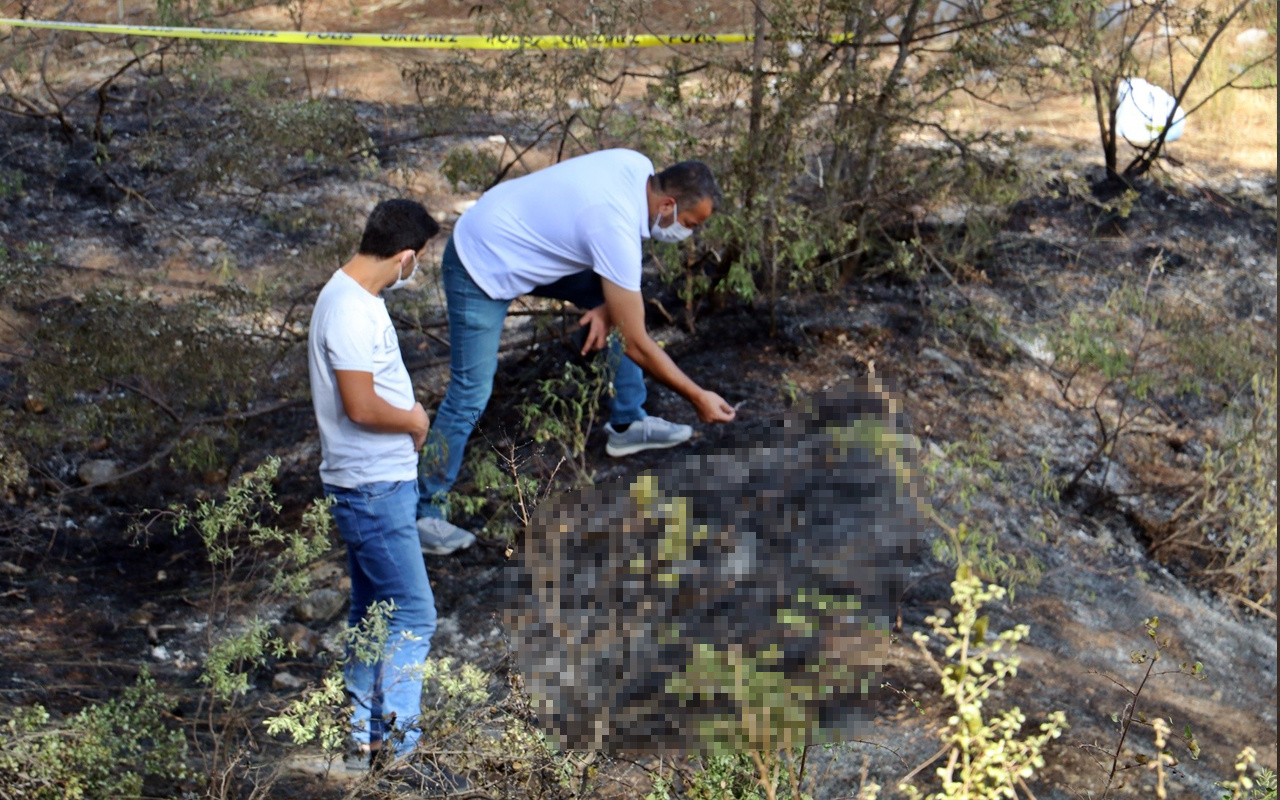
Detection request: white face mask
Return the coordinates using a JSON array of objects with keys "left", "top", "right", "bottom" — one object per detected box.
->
[
  {"left": 651, "top": 203, "right": 694, "bottom": 244},
  {"left": 386, "top": 253, "right": 418, "bottom": 291}
]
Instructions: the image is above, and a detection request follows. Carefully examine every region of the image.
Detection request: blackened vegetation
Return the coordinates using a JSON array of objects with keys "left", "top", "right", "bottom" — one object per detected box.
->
[{"left": 504, "top": 379, "right": 925, "bottom": 752}]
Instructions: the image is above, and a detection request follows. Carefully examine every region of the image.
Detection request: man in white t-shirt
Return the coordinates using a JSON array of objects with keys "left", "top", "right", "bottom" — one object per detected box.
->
[
  {"left": 417, "top": 149, "right": 737, "bottom": 536},
  {"left": 308, "top": 199, "right": 469, "bottom": 769}
]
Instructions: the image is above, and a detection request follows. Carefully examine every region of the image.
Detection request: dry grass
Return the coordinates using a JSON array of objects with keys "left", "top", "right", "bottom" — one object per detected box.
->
[
  {"left": 17, "top": 0, "right": 1274, "bottom": 174},
  {"left": 951, "top": 18, "right": 1277, "bottom": 176}
]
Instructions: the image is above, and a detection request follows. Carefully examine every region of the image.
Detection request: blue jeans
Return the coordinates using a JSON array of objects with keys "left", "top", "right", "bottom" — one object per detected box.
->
[
  {"left": 417, "top": 237, "right": 647, "bottom": 518},
  {"left": 325, "top": 479, "right": 437, "bottom": 755}
]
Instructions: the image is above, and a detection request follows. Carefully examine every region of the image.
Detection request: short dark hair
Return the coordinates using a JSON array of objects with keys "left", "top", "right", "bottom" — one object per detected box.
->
[
  {"left": 655, "top": 161, "right": 723, "bottom": 212},
  {"left": 358, "top": 199, "right": 440, "bottom": 259}
]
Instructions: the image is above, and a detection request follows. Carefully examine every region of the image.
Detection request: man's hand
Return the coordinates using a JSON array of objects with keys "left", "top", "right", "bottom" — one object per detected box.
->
[
  {"left": 693, "top": 389, "right": 736, "bottom": 423},
  {"left": 578, "top": 304, "right": 611, "bottom": 355},
  {"left": 410, "top": 402, "right": 430, "bottom": 451},
  {"left": 598, "top": 278, "right": 736, "bottom": 423},
  {"left": 335, "top": 369, "right": 432, "bottom": 448}
]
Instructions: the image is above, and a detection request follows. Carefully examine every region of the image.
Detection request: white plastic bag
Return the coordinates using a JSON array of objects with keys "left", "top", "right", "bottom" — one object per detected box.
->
[{"left": 1115, "top": 77, "right": 1187, "bottom": 146}]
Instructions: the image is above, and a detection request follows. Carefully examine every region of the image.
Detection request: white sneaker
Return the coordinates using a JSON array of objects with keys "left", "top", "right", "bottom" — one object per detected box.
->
[
  {"left": 603, "top": 416, "right": 693, "bottom": 457},
  {"left": 416, "top": 517, "right": 476, "bottom": 555}
]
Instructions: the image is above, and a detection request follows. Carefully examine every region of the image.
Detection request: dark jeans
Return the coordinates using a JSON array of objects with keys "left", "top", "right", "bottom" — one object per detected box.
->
[{"left": 417, "top": 237, "right": 647, "bottom": 519}]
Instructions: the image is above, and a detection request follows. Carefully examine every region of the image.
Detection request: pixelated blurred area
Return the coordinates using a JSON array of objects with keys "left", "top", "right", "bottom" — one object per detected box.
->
[{"left": 502, "top": 376, "right": 927, "bottom": 753}]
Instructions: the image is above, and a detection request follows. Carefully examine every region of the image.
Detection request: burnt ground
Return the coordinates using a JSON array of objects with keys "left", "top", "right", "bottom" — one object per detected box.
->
[{"left": 0, "top": 80, "right": 1276, "bottom": 800}]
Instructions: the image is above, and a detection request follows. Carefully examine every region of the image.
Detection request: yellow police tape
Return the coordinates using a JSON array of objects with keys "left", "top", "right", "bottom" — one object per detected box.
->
[{"left": 0, "top": 17, "right": 753, "bottom": 49}]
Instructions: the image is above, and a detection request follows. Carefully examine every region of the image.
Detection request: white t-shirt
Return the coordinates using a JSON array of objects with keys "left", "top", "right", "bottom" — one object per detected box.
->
[
  {"left": 453, "top": 149, "right": 653, "bottom": 300},
  {"left": 308, "top": 269, "right": 418, "bottom": 488}
]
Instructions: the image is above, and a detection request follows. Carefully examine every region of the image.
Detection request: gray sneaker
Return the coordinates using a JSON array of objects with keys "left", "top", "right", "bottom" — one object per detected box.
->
[
  {"left": 604, "top": 416, "right": 693, "bottom": 457},
  {"left": 416, "top": 517, "right": 476, "bottom": 555}
]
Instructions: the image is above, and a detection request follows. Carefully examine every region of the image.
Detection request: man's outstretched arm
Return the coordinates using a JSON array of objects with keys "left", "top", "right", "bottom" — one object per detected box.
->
[{"left": 600, "top": 277, "right": 735, "bottom": 424}]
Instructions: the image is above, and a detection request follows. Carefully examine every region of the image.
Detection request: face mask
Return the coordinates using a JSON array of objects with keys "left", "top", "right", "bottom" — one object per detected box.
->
[
  {"left": 651, "top": 203, "right": 694, "bottom": 244},
  {"left": 386, "top": 253, "right": 418, "bottom": 291}
]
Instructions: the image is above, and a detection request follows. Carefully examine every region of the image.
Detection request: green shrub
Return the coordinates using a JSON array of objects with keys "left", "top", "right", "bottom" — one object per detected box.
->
[
  {"left": 440, "top": 146, "right": 504, "bottom": 192},
  {"left": 167, "top": 458, "right": 333, "bottom": 703},
  {"left": 266, "top": 600, "right": 396, "bottom": 752},
  {"left": 900, "top": 568, "right": 1067, "bottom": 799},
  {"left": 519, "top": 337, "right": 615, "bottom": 483},
  {"left": 0, "top": 668, "right": 187, "bottom": 800}
]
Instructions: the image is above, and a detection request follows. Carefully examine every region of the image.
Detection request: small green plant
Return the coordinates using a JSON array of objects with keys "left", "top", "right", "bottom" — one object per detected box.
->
[
  {"left": 643, "top": 747, "right": 825, "bottom": 800},
  {"left": 449, "top": 438, "right": 561, "bottom": 542},
  {"left": 1219, "top": 748, "right": 1279, "bottom": 800},
  {"left": 0, "top": 433, "right": 28, "bottom": 502},
  {"left": 0, "top": 668, "right": 188, "bottom": 800},
  {"left": 931, "top": 520, "right": 1045, "bottom": 605},
  {"left": 519, "top": 335, "right": 615, "bottom": 482},
  {"left": 1077, "top": 616, "right": 1207, "bottom": 798},
  {"left": 924, "top": 435, "right": 1044, "bottom": 601},
  {"left": 925, "top": 433, "right": 1003, "bottom": 514},
  {"left": 137, "top": 457, "right": 334, "bottom": 790},
  {"left": 1157, "top": 370, "right": 1277, "bottom": 605},
  {"left": 266, "top": 600, "right": 396, "bottom": 752},
  {"left": 1047, "top": 272, "right": 1163, "bottom": 496},
  {"left": 900, "top": 568, "right": 1067, "bottom": 799},
  {"left": 0, "top": 241, "right": 58, "bottom": 306},
  {"left": 0, "top": 167, "right": 24, "bottom": 199},
  {"left": 780, "top": 374, "right": 801, "bottom": 406}
]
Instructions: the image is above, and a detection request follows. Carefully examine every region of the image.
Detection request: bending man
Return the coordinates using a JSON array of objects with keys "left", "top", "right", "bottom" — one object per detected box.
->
[{"left": 417, "top": 149, "right": 737, "bottom": 550}]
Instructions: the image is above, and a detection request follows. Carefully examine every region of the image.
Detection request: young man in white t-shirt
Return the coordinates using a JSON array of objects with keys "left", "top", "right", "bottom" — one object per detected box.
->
[
  {"left": 416, "top": 150, "right": 737, "bottom": 537},
  {"left": 308, "top": 199, "right": 468, "bottom": 768}
]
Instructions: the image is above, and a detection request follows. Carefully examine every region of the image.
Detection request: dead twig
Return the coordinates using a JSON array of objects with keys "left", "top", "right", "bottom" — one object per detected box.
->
[
  {"left": 1224, "top": 592, "right": 1277, "bottom": 620},
  {"left": 60, "top": 398, "right": 306, "bottom": 496},
  {"left": 897, "top": 742, "right": 950, "bottom": 787}
]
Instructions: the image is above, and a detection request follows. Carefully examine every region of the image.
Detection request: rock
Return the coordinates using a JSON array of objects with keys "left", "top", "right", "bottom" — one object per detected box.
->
[
  {"left": 308, "top": 561, "right": 344, "bottom": 584},
  {"left": 196, "top": 236, "right": 225, "bottom": 254},
  {"left": 920, "top": 348, "right": 967, "bottom": 381},
  {"left": 1236, "top": 28, "right": 1270, "bottom": 48},
  {"left": 276, "top": 622, "right": 323, "bottom": 659},
  {"left": 78, "top": 459, "right": 122, "bottom": 486},
  {"left": 150, "top": 645, "right": 170, "bottom": 661},
  {"left": 453, "top": 199, "right": 477, "bottom": 216},
  {"left": 293, "top": 588, "right": 346, "bottom": 622},
  {"left": 272, "top": 671, "right": 306, "bottom": 691},
  {"left": 1008, "top": 333, "right": 1055, "bottom": 364}
]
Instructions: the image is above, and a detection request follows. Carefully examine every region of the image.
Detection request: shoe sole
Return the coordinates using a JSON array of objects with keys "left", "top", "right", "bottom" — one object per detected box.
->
[{"left": 606, "top": 437, "right": 690, "bottom": 457}]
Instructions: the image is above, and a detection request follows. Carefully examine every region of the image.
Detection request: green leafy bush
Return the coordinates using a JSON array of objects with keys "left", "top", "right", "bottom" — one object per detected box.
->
[
  {"left": 901, "top": 568, "right": 1066, "bottom": 799},
  {"left": 0, "top": 668, "right": 187, "bottom": 800}
]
